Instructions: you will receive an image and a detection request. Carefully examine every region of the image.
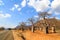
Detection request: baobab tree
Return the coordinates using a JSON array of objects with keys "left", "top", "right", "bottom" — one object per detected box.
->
[
  {"left": 38, "top": 12, "right": 51, "bottom": 34},
  {"left": 51, "top": 17, "right": 57, "bottom": 33},
  {"left": 28, "top": 18, "right": 35, "bottom": 32},
  {"left": 19, "top": 22, "right": 26, "bottom": 31},
  {"left": 38, "top": 12, "right": 51, "bottom": 20}
]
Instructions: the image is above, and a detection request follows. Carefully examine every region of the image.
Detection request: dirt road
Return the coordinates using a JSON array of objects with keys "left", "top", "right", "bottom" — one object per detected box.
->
[
  {"left": 0, "top": 30, "right": 24, "bottom": 40},
  {"left": 0, "top": 30, "right": 14, "bottom": 40}
]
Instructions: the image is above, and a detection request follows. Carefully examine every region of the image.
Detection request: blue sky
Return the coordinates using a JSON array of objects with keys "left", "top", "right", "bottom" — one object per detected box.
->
[{"left": 0, "top": 0, "right": 60, "bottom": 28}]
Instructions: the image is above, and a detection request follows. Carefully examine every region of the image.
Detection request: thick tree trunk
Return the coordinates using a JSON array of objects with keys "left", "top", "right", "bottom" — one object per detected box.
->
[
  {"left": 46, "top": 26, "right": 49, "bottom": 34},
  {"left": 43, "top": 27, "right": 46, "bottom": 33},
  {"left": 39, "top": 27, "right": 42, "bottom": 31},
  {"left": 52, "top": 27, "right": 56, "bottom": 33},
  {"left": 43, "top": 26, "right": 49, "bottom": 34},
  {"left": 43, "top": 17, "right": 49, "bottom": 34},
  {"left": 32, "top": 26, "right": 34, "bottom": 32}
]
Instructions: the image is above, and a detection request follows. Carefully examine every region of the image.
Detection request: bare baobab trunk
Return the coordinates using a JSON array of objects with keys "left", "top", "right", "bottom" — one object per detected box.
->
[
  {"left": 39, "top": 27, "right": 42, "bottom": 31},
  {"left": 43, "top": 25, "right": 49, "bottom": 34},
  {"left": 51, "top": 18, "right": 57, "bottom": 33},
  {"left": 31, "top": 26, "right": 34, "bottom": 32},
  {"left": 51, "top": 25, "right": 56, "bottom": 33},
  {"left": 28, "top": 18, "right": 35, "bottom": 32},
  {"left": 38, "top": 12, "right": 51, "bottom": 34},
  {"left": 43, "top": 19, "right": 49, "bottom": 34}
]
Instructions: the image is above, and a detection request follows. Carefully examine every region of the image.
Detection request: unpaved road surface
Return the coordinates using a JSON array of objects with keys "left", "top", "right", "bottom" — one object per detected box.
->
[
  {"left": 0, "top": 30, "right": 14, "bottom": 40},
  {"left": 0, "top": 30, "right": 24, "bottom": 40}
]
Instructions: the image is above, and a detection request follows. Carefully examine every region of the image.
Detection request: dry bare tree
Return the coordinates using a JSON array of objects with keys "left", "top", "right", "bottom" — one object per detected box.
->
[
  {"left": 38, "top": 12, "right": 51, "bottom": 34},
  {"left": 19, "top": 22, "right": 26, "bottom": 31},
  {"left": 28, "top": 18, "right": 35, "bottom": 32},
  {"left": 38, "top": 12, "right": 51, "bottom": 20},
  {"left": 51, "top": 17, "right": 57, "bottom": 33}
]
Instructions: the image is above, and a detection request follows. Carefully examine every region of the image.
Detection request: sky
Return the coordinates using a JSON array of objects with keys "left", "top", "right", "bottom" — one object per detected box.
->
[{"left": 0, "top": 0, "right": 60, "bottom": 28}]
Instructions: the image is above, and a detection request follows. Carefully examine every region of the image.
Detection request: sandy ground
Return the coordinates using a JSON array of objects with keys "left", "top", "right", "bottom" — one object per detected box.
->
[
  {"left": 0, "top": 30, "right": 14, "bottom": 40},
  {"left": 12, "top": 30, "right": 60, "bottom": 40},
  {"left": 16, "top": 30, "right": 60, "bottom": 40},
  {"left": 0, "top": 30, "right": 60, "bottom": 40}
]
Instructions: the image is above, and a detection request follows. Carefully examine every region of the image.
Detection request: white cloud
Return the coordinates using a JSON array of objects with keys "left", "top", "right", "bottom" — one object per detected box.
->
[
  {"left": 34, "top": 15, "right": 44, "bottom": 20},
  {"left": 10, "top": 4, "right": 21, "bottom": 11},
  {"left": 51, "top": 0, "right": 60, "bottom": 9},
  {"left": 51, "top": 0, "right": 60, "bottom": 13},
  {"left": 5, "top": 14, "right": 11, "bottom": 18},
  {"left": 21, "top": 0, "right": 26, "bottom": 7},
  {"left": 34, "top": 15, "right": 39, "bottom": 18},
  {"left": 27, "top": 0, "right": 50, "bottom": 12},
  {"left": 55, "top": 17, "right": 60, "bottom": 19},
  {"left": 17, "top": 8, "right": 21, "bottom": 11},
  {"left": 11, "top": 0, "right": 50, "bottom": 12},
  {"left": 0, "top": 13, "right": 11, "bottom": 18},
  {"left": 0, "top": 0, "right": 4, "bottom": 6},
  {"left": 10, "top": 7, "right": 15, "bottom": 11},
  {"left": 48, "top": 9, "right": 53, "bottom": 14},
  {"left": 14, "top": 4, "right": 19, "bottom": 8},
  {"left": 54, "top": 12, "right": 60, "bottom": 15}
]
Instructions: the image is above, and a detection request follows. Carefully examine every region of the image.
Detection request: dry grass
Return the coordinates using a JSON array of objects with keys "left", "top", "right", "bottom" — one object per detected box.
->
[
  {"left": 12, "top": 30, "right": 23, "bottom": 40},
  {"left": 16, "top": 30, "right": 60, "bottom": 40}
]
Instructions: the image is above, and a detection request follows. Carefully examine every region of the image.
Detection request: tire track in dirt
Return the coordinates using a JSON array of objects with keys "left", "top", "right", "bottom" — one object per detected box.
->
[
  {"left": 3, "top": 30, "right": 14, "bottom": 40},
  {"left": 0, "top": 30, "right": 14, "bottom": 40}
]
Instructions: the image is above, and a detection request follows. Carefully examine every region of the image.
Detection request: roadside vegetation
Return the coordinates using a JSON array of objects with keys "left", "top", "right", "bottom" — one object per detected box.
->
[
  {"left": 0, "top": 12, "right": 60, "bottom": 40},
  {"left": 16, "top": 12, "right": 60, "bottom": 34},
  {"left": 14, "top": 12, "right": 60, "bottom": 40}
]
